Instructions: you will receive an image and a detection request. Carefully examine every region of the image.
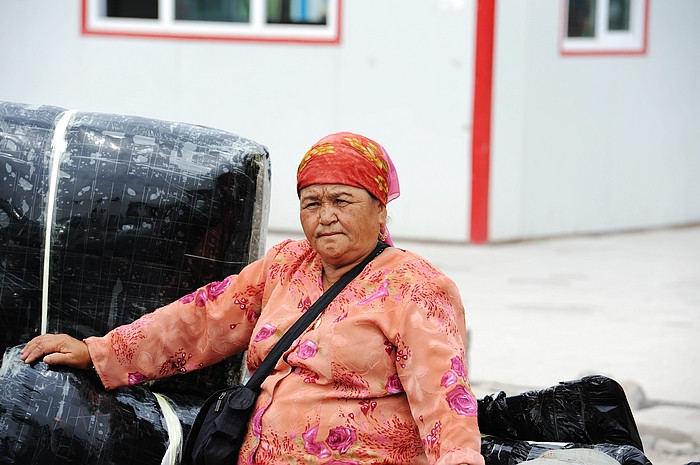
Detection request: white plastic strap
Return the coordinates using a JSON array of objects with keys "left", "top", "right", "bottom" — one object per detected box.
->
[
  {"left": 154, "top": 392, "right": 183, "bottom": 465},
  {"left": 41, "top": 110, "right": 77, "bottom": 335}
]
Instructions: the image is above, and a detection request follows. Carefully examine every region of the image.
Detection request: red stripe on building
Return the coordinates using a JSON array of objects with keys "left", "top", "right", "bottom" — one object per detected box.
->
[{"left": 470, "top": 0, "right": 496, "bottom": 243}]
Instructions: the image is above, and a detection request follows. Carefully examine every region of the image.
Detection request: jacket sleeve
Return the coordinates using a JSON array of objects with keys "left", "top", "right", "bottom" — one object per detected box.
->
[
  {"left": 84, "top": 254, "right": 270, "bottom": 391},
  {"left": 394, "top": 272, "right": 485, "bottom": 465}
]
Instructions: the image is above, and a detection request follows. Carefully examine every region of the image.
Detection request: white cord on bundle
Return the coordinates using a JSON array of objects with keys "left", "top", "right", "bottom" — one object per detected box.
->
[
  {"left": 42, "top": 110, "right": 77, "bottom": 334},
  {"left": 154, "top": 392, "right": 183, "bottom": 465}
]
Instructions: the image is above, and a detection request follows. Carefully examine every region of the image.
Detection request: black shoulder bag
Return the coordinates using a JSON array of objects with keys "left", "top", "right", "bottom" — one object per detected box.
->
[{"left": 182, "top": 241, "right": 389, "bottom": 465}]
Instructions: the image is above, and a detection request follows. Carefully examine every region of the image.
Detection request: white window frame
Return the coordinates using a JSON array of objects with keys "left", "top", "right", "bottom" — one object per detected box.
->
[
  {"left": 560, "top": 0, "right": 649, "bottom": 55},
  {"left": 81, "top": 0, "right": 341, "bottom": 44}
]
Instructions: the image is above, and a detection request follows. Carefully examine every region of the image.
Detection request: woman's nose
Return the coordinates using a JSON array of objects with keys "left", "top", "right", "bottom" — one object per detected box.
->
[{"left": 318, "top": 203, "right": 337, "bottom": 223}]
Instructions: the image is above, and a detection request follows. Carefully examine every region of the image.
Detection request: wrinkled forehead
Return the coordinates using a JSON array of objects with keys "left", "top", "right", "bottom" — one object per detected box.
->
[{"left": 299, "top": 184, "right": 370, "bottom": 201}]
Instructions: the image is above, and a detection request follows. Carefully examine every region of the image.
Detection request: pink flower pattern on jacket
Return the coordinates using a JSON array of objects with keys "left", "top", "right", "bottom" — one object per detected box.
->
[
  {"left": 206, "top": 275, "right": 232, "bottom": 300},
  {"left": 297, "top": 340, "right": 319, "bottom": 359},
  {"left": 84, "top": 240, "right": 484, "bottom": 465},
  {"left": 304, "top": 424, "right": 333, "bottom": 458},
  {"left": 445, "top": 385, "right": 478, "bottom": 416},
  {"left": 254, "top": 323, "right": 277, "bottom": 342},
  {"left": 326, "top": 426, "right": 357, "bottom": 454},
  {"left": 386, "top": 372, "right": 405, "bottom": 394}
]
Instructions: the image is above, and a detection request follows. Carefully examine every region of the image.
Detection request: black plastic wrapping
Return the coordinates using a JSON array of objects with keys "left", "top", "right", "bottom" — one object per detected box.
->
[
  {"left": 0, "top": 103, "right": 65, "bottom": 357},
  {"left": 480, "top": 436, "right": 652, "bottom": 465},
  {"left": 0, "top": 101, "right": 271, "bottom": 393},
  {"left": 0, "top": 346, "right": 202, "bottom": 465},
  {"left": 477, "top": 375, "right": 644, "bottom": 451}
]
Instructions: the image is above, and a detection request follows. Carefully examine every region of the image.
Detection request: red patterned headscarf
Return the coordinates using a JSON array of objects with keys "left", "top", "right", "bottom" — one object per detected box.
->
[{"left": 296, "top": 132, "right": 400, "bottom": 206}]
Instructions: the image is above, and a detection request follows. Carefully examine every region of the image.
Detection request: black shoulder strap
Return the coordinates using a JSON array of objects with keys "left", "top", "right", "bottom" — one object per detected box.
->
[{"left": 245, "top": 241, "right": 389, "bottom": 391}]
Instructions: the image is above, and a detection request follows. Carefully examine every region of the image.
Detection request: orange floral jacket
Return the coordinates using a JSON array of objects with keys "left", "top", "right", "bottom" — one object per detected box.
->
[{"left": 85, "top": 240, "right": 484, "bottom": 465}]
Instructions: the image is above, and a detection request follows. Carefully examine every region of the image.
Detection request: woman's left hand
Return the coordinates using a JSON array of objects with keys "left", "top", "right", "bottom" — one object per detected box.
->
[{"left": 19, "top": 333, "right": 93, "bottom": 369}]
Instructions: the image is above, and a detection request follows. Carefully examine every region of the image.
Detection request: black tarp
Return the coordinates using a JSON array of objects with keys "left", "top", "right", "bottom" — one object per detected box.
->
[
  {"left": 477, "top": 375, "right": 644, "bottom": 451},
  {"left": 478, "top": 376, "right": 652, "bottom": 465},
  {"left": 481, "top": 436, "right": 651, "bottom": 465},
  {"left": 0, "top": 101, "right": 271, "bottom": 393},
  {"left": 0, "top": 346, "right": 202, "bottom": 464}
]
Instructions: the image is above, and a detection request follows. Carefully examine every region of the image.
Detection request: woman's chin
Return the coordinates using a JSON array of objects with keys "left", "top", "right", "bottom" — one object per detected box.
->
[{"left": 314, "top": 237, "right": 350, "bottom": 261}]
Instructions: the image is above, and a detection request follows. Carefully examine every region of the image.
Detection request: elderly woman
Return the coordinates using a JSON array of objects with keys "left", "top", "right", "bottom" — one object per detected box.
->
[{"left": 21, "top": 132, "right": 484, "bottom": 465}]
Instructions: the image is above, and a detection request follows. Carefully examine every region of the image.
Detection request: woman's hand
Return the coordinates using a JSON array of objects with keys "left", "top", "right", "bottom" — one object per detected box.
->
[{"left": 19, "top": 334, "right": 93, "bottom": 369}]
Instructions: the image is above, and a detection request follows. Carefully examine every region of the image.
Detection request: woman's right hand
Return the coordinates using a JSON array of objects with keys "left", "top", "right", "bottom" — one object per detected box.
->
[{"left": 19, "top": 333, "right": 93, "bottom": 369}]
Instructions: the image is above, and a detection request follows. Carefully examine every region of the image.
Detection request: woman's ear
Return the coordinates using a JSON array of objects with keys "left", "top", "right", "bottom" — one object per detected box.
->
[{"left": 378, "top": 203, "right": 388, "bottom": 225}]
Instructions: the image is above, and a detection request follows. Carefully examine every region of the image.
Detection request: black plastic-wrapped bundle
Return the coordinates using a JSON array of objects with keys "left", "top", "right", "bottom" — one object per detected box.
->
[
  {"left": 0, "top": 101, "right": 270, "bottom": 393},
  {"left": 0, "top": 346, "right": 201, "bottom": 465},
  {"left": 0, "top": 103, "right": 65, "bottom": 358},
  {"left": 477, "top": 375, "right": 644, "bottom": 451},
  {"left": 480, "top": 435, "right": 652, "bottom": 465}
]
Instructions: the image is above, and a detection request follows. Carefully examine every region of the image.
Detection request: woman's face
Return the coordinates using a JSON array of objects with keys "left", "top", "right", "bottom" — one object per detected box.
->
[{"left": 300, "top": 184, "right": 387, "bottom": 268}]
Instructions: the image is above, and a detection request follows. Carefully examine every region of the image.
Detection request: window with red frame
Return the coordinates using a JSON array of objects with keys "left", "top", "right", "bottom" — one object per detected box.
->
[
  {"left": 561, "top": 0, "right": 648, "bottom": 55},
  {"left": 83, "top": 0, "right": 340, "bottom": 44}
]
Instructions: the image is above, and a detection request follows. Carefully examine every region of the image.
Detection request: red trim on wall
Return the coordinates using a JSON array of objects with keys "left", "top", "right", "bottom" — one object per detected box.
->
[
  {"left": 81, "top": 0, "right": 88, "bottom": 34},
  {"left": 81, "top": 0, "right": 342, "bottom": 45},
  {"left": 470, "top": 0, "right": 496, "bottom": 243}
]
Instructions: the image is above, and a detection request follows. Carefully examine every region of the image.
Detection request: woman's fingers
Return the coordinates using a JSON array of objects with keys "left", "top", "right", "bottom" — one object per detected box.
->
[
  {"left": 19, "top": 334, "right": 92, "bottom": 369},
  {"left": 19, "top": 335, "right": 53, "bottom": 364}
]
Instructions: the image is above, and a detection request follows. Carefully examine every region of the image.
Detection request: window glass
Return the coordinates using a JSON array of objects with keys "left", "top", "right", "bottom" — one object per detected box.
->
[
  {"left": 106, "top": 0, "right": 158, "bottom": 19},
  {"left": 608, "top": 0, "right": 630, "bottom": 31},
  {"left": 267, "top": 0, "right": 328, "bottom": 25},
  {"left": 567, "top": 0, "right": 596, "bottom": 38},
  {"left": 175, "top": 0, "right": 250, "bottom": 23}
]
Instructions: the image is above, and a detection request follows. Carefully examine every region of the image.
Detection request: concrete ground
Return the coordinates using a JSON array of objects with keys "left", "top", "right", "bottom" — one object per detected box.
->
[{"left": 267, "top": 225, "right": 700, "bottom": 464}]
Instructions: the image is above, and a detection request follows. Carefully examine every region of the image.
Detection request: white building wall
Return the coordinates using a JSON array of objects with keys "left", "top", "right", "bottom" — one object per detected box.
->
[
  {"left": 2, "top": 1, "right": 698, "bottom": 244},
  {"left": 490, "top": 1, "right": 700, "bottom": 241},
  {"left": 0, "top": 0, "right": 477, "bottom": 243}
]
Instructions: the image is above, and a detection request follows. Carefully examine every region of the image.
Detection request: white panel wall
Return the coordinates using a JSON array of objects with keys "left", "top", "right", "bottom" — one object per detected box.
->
[
  {"left": 490, "top": 1, "right": 700, "bottom": 241},
  {"left": 4, "top": 1, "right": 697, "bottom": 243},
  {"left": 0, "top": 0, "right": 477, "bottom": 243}
]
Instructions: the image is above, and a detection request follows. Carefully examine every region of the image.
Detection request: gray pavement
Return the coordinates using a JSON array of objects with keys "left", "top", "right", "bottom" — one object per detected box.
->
[{"left": 267, "top": 225, "right": 700, "bottom": 464}]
